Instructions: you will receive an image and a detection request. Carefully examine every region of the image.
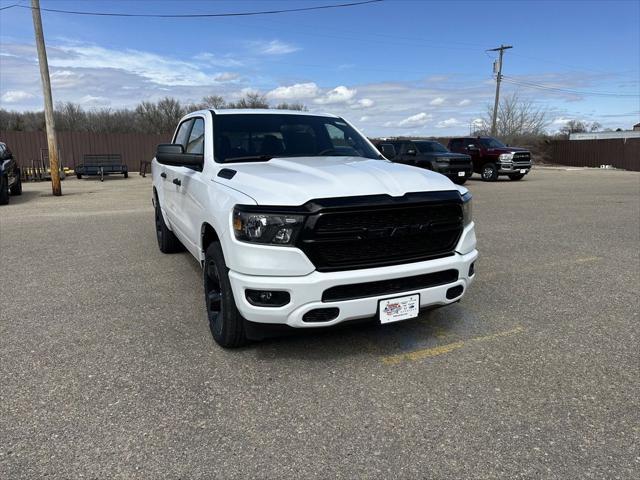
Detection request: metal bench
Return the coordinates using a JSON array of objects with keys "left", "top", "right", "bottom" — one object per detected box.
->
[{"left": 76, "top": 154, "right": 128, "bottom": 181}]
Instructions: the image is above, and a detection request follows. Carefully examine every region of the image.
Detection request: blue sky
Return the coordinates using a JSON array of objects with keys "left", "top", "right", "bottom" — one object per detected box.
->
[{"left": 1, "top": 0, "right": 639, "bottom": 136}]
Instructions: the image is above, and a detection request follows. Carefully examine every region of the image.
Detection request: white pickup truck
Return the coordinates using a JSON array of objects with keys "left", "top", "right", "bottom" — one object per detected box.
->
[{"left": 152, "top": 109, "right": 477, "bottom": 347}]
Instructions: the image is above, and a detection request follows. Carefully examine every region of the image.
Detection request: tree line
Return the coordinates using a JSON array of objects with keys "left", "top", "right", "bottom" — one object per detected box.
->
[{"left": 0, "top": 92, "right": 306, "bottom": 134}]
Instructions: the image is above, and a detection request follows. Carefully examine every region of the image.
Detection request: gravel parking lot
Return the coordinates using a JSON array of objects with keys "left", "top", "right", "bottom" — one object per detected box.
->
[{"left": 1, "top": 168, "right": 639, "bottom": 479}]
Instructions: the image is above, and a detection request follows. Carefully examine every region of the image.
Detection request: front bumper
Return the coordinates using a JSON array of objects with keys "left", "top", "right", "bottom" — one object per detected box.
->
[
  {"left": 228, "top": 248, "right": 478, "bottom": 328},
  {"left": 498, "top": 162, "right": 532, "bottom": 174},
  {"left": 433, "top": 164, "right": 473, "bottom": 178}
]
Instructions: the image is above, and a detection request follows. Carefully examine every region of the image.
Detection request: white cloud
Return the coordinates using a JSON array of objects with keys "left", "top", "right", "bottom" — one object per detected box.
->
[
  {"left": 193, "top": 52, "right": 243, "bottom": 68},
  {"left": 49, "top": 44, "right": 218, "bottom": 86},
  {"left": 359, "top": 116, "right": 370, "bottom": 122},
  {"left": 436, "top": 118, "right": 460, "bottom": 128},
  {"left": 356, "top": 98, "right": 374, "bottom": 108},
  {"left": 78, "top": 95, "right": 110, "bottom": 106},
  {"left": 552, "top": 117, "right": 572, "bottom": 125},
  {"left": 267, "top": 82, "right": 320, "bottom": 100},
  {"left": 388, "top": 112, "right": 433, "bottom": 128},
  {"left": 253, "top": 40, "right": 300, "bottom": 55},
  {"left": 430, "top": 97, "right": 445, "bottom": 106},
  {"left": 313, "top": 86, "right": 357, "bottom": 105},
  {"left": 214, "top": 72, "right": 241, "bottom": 82},
  {"left": 1, "top": 90, "right": 35, "bottom": 103},
  {"left": 458, "top": 99, "right": 471, "bottom": 106}
]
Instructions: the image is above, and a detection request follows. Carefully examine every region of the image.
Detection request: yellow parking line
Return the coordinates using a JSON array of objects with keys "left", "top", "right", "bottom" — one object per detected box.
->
[{"left": 381, "top": 326, "right": 525, "bottom": 365}]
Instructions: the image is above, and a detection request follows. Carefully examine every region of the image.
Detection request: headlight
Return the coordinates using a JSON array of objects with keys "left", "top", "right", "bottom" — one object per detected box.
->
[
  {"left": 499, "top": 153, "right": 514, "bottom": 162},
  {"left": 461, "top": 192, "right": 472, "bottom": 227},
  {"left": 436, "top": 156, "right": 450, "bottom": 163},
  {"left": 233, "top": 207, "right": 305, "bottom": 246}
]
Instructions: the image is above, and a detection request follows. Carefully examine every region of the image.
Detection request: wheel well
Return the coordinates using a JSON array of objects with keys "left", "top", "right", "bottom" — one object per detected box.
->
[{"left": 201, "top": 223, "right": 219, "bottom": 254}]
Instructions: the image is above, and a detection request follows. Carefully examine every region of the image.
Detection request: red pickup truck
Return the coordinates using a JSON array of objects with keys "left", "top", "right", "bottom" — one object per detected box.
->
[{"left": 448, "top": 136, "right": 532, "bottom": 181}]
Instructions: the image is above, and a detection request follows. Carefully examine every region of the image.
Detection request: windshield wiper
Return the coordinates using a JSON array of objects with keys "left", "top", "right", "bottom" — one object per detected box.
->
[{"left": 223, "top": 155, "right": 273, "bottom": 163}]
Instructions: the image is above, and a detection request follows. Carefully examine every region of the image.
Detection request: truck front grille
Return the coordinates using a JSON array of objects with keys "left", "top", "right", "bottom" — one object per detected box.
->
[
  {"left": 298, "top": 196, "right": 463, "bottom": 272},
  {"left": 512, "top": 152, "right": 531, "bottom": 162}
]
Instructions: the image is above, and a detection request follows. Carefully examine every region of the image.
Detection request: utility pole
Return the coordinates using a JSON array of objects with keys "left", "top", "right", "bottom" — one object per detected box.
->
[
  {"left": 487, "top": 44, "right": 512, "bottom": 136},
  {"left": 31, "top": 0, "right": 61, "bottom": 196}
]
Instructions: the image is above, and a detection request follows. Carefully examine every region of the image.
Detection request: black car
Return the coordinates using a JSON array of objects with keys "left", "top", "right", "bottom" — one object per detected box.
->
[
  {"left": 0, "top": 141, "right": 23, "bottom": 205},
  {"left": 375, "top": 139, "right": 472, "bottom": 185}
]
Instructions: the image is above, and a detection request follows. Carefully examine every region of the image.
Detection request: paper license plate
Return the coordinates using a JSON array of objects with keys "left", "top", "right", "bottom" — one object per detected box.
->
[
  {"left": 379, "top": 294, "right": 420, "bottom": 324},
  {"left": 458, "top": 171, "right": 466, "bottom": 177},
  {"left": 520, "top": 169, "right": 527, "bottom": 174}
]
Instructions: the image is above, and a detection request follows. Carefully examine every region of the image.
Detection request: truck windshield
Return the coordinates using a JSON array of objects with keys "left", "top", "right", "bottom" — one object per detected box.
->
[
  {"left": 213, "top": 113, "right": 380, "bottom": 163},
  {"left": 415, "top": 141, "right": 448, "bottom": 154},
  {"left": 479, "top": 138, "right": 506, "bottom": 148}
]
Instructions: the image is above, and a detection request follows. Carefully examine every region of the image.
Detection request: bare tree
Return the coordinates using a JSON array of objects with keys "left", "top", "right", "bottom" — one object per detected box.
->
[
  {"left": 0, "top": 94, "right": 309, "bottom": 134},
  {"left": 55, "top": 102, "right": 86, "bottom": 131},
  {"left": 559, "top": 119, "right": 602, "bottom": 136},
  {"left": 275, "top": 102, "right": 308, "bottom": 111},
  {"left": 201, "top": 95, "right": 226, "bottom": 109},
  {"left": 480, "top": 92, "right": 549, "bottom": 137},
  {"left": 227, "top": 92, "right": 269, "bottom": 109}
]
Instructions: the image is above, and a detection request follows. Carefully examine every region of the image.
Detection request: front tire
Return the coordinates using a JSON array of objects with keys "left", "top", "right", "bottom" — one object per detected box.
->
[
  {"left": 508, "top": 173, "right": 525, "bottom": 181},
  {"left": 0, "top": 176, "right": 9, "bottom": 205},
  {"left": 204, "top": 242, "right": 248, "bottom": 348},
  {"left": 452, "top": 176, "right": 468, "bottom": 185},
  {"left": 154, "top": 197, "right": 182, "bottom": 253},
  {"left": 481, "top": 163, "right": 498, "bottom": 182},
  {"left": 10, "top": 171, "right": 22, "bottom": 195}
]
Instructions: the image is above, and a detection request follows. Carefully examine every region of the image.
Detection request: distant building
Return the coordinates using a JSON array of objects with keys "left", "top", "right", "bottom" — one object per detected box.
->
[{"left": 570, "top": 130, "right": 640, "bottom": 140}]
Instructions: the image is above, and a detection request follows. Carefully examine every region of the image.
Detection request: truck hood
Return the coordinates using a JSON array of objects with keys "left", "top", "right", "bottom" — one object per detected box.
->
[
  {"left": 214, "top": 156, "right": 462, "bottom": 206},
  {"left": 486, "top": 146, "right": 529, "bottom": 154}
]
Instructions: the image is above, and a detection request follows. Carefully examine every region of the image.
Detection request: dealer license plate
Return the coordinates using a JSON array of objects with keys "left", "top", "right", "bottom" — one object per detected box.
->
[
  {"left": 379, "top": 294, "right": 420, "bottom": 324},
  {"left": 458, "top": 171, "right": 466, "bottom": 177},
  {"left": 520, "top": 169, "right": 527, "bottom": 174}
]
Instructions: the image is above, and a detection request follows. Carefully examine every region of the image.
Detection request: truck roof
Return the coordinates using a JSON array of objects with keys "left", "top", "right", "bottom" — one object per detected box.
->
[{"left": 208, "top": 108, "right": 339, "bottom": 118}]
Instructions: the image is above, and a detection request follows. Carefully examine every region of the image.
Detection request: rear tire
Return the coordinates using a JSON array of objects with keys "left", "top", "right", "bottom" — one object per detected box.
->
[
  {"left": 508, "top": 173, "right": 525, "bottom": 181},
  {"left": 124, "top": 171, "right": 129, "bottom": 178},
  {"left": 10, "top": 171, "right": 22, "bottom": 195},
  {"left": 204, "top": 242, "right": 248, "bottom": 348},
  {"left": 0, "top": 175, "right": 9, "bottom": 205},
  {"left": 76, "top": 173, "right": 82, "bottom": 179},
  {"left": 481, "top": 163, "right": 498, "bottom": 182},
  {"left": 154, "top": 197, "right": 182, "bottom": 253}
]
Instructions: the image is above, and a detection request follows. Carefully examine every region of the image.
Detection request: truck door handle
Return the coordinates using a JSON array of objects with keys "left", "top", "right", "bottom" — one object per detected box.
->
[
  {"left": 160, "top": 172, "right": 167, "bottom": 179},
  {"left": 172, "top": 178, "right": 181, "bottom": 186}
]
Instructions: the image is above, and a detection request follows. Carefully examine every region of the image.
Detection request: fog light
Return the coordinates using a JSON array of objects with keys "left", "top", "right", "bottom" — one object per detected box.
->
[{"left": 245, "top": 289, "right": 290, "bottom": 307}]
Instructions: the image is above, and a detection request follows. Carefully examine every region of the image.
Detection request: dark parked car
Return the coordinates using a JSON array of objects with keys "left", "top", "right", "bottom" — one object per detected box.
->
[
  {"left": 0, "top": 141, "right": 22, "bottom": 205},
  {"left": 448, "top": 136, "right": 532, "bottom": 181},
  {"left": 374, "top": 139, "right": 472, "bottom": 185}
]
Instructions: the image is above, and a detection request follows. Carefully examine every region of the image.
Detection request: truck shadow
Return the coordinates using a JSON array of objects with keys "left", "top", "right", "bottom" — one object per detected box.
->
[
  {"left": 4, "top": 190, "right": 40, "bottom": 205},
  {"left": 250, "top": 305, "right": 470, "bottom": 361}
]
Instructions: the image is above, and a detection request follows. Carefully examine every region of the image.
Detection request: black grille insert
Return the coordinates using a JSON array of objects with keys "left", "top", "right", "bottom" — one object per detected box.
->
[
  {"left": 322, "top": 269, "right": 459, "bottom": 302},
  {"left": 302, "top": 308, "right": 340, "bottom": 323},
  {"left": 299, "top": 199, "right": 463, "bottom": 271}
]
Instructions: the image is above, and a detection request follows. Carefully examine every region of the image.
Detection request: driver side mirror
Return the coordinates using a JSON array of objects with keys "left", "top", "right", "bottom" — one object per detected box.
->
[
  {"left": 379, "top": 143, "right": 396, "bottom": 159},
  {"left": 155, "top": 143, "right": 204, "bottom": 169}
]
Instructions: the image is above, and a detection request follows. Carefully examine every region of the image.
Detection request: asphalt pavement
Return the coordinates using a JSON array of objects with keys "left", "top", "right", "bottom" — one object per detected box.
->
[{"left": 1, "top": 168, "right": 639, "bottom": 479}]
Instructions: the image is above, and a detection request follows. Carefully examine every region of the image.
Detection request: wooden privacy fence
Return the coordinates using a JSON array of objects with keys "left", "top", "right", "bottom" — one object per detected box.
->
[
  {"left": 0, "top": 131, "right": 170, "bottom": 173},
  {"left": 551, "top": 138, "right": 640, "bottom": 171}
]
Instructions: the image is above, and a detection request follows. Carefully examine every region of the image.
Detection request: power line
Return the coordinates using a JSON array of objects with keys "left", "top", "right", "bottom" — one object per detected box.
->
[
  {"left": 502, "top": 76, "right": 640, "bottom": 98},
  {"left": 8, "top": 0, "right": 382, "bottom": 18},
  {"left": 0, "top": 2, "right": 22, "bottom": 11}
]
